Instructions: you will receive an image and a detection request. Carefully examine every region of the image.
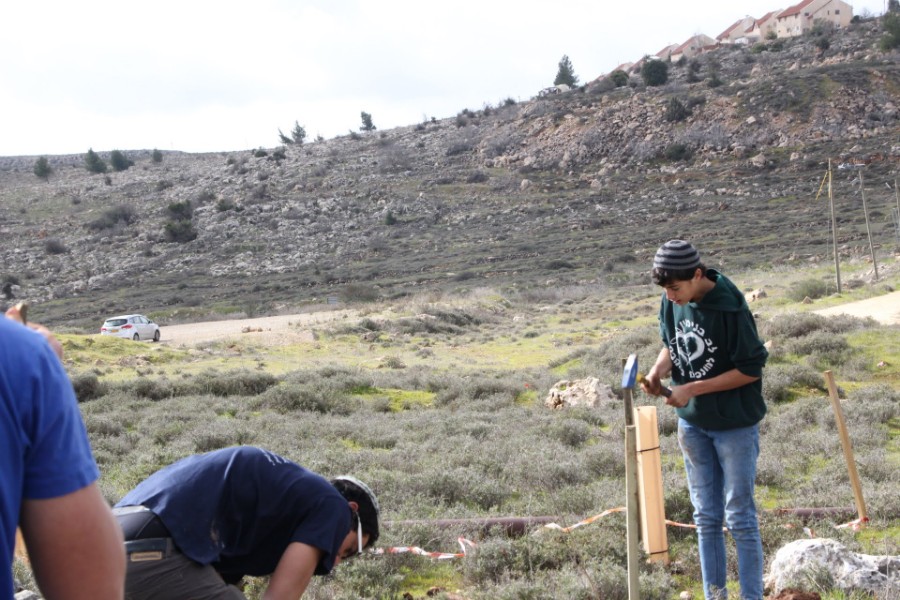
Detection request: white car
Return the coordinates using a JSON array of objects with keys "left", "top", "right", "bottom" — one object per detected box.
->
[{"left": 100, "top": 314, "right": 160, "bottom": 341}]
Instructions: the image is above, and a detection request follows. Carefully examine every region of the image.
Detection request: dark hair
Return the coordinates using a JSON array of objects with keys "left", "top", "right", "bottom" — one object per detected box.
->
[
  {"left": 651, "top": 263, "right": 705, "bottom": 286},
  {"left": 331, "top": 477, "right": 380, "bottom": 547}
]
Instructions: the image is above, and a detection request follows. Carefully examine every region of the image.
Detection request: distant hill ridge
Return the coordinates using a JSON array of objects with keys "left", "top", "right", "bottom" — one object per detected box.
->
[{"left": 0, "top": 17, "right": 897, "bottom": 329}]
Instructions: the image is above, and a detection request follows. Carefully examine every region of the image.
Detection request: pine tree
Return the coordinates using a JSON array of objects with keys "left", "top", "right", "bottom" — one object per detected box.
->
[
  {"left": 84, "top": 148, "right": 107, "bottom": 174},
  {"left": 151, "top": 149, "right": 163, "bottom": 163},
  {"left": 360, "top": 112, "right": 376, "bottom": 132},
  {"left": 554, "top": 55, "right": 579, "bottom": 87},
  {"left": 33, "top": 156, "right": 52, "bottom": 181},
  {"left": 109, "top": 150, "right": 134, "bottom": 172}
]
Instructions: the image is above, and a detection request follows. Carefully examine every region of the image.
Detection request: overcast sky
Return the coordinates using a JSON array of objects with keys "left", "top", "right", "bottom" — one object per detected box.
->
[{"left": 0, "top": 0, "right": 889, "bottom": 157}]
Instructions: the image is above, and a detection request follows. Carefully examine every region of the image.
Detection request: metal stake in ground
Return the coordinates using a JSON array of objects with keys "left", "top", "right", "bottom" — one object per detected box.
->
[{"left": 621, "top": 355, "right": 641, "bottom": 600}]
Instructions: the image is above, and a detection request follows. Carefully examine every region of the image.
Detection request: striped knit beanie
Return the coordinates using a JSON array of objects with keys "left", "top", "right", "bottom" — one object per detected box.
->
[{"left": 653, "top": 240, "right": 701, "bottom": 270}]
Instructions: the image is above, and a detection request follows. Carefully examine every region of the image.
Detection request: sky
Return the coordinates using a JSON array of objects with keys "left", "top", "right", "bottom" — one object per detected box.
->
[{"left": 0, "top": 0, "right": 890, "bottom": 157}]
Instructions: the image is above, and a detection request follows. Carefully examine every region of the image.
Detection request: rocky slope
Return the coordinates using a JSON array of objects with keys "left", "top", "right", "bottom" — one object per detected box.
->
[{"left": 0, "top": 18, "right": 898, "bottom": 329}]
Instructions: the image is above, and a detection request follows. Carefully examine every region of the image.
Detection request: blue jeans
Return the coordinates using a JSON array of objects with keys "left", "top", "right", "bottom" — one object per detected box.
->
[{"left": 678, "top": 420, "right": 763, "bottom": 600}]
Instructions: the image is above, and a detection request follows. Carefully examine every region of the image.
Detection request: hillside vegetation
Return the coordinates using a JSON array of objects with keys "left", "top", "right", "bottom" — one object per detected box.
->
[{"left": 0, "top": 18, "right": 898, "bottom": 331}]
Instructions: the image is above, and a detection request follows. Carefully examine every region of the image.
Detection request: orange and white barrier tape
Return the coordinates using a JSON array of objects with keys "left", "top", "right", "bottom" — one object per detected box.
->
[
  {"left": 373, "top": 537, "right": 476, "bottom": 560},
  {"left": 373, "top": 510, "right": 870, "bottom": 559},
  {"left": 542, "top": 507, "right": 626, "bottom": 533}
]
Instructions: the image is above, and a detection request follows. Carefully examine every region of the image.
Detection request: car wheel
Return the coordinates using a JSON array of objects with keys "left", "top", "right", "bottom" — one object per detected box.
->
[
  {"left": 133, "top": 333, "right": 140, "bottom": 341},
  {"left": 153, "top": 330, "right": 160, "bottom": 342}
]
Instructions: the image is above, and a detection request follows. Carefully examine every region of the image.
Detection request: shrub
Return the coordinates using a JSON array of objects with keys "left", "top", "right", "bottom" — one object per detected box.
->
[
  {"left": 880, "top": 11, "right": 900, "bottom": 50},
  {"left": 44, "top": 238, "right": 68, "bottom": 255},
  {"left": 787, "top": 278, "right": 830, "bottom": 301},
  {"left": 641, "top": 59, "right": 668, "bottom": 86},
  {"left": 71, "top": 372, "right": 106, "bottom": 402},
  {"left": 109, "top": 150, "right": 134, "bottom": 172},
  {"left": 84, "top": 148, "right": 107, "bottom": 174},
  {"left": 166, "top": 200, "right": 193, "bottom": 221},
  {"left": 664, "top": 97, "right": 690, "bottom": 122},
  {"left": 163, "top": 219, "right": 197, "bottom": 243},
  {"left": 609, "top": 69, "right": 629, "bottom": 87},
  {"left": 151, "top": 148, "right": 163, "bottom": 163},
  {"left": 341, "top": 283, "right": 380, "bottom": 303},
  {"left": 87, "top": 205, "right": 137, "bottom": 231},
  {"left": 33, "top": 156, "right": 52, "bottom": 181},
  {"left": 663, "top": 143, "right": 692, "bottom": 161}
]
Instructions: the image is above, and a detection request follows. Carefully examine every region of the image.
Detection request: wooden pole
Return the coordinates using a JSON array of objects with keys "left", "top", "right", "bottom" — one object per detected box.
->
[
  {"left": 828, "top": 160, "right": 841, "bottom": 294},
  {"left": 621, "top": 357, "right": 641, "bottom": 600},
  {"left": 858, "top": 169, "right": 879, "bottom": 281},
  {"left": 634, "top": 406, "right": 669, "bottom": 564},
  {"left": 823, "top": 370, "right": 867, "bottom": 524},
  {"left": 894, "top": 177, "right": 899, "bottom": 243}
]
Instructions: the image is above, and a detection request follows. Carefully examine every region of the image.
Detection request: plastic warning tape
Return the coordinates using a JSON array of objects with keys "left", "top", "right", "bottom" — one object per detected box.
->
[
  {"left": 374, "top": 510, "right": 868, "bottom": 559},
  {"left": 373, "top": 537, "right": 476, "bottom": 560}
]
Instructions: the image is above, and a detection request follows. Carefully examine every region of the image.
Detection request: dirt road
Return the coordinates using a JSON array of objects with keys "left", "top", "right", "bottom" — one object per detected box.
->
[
  {"left": 813, "top": 290, "right": 900, "bottom": 325},
  {"left": 152, "top": 291, "right": 898, "bottom": 348},
  {"left": 157, "top": 309, "right": 358, "bottom": 347}
]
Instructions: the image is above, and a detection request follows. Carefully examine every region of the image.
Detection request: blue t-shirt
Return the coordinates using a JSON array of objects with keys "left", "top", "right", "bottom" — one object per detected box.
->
[
  {"left": 116, "top": 446, "right": 351, "bottom": 578},
  {"left": 1, "top": 318, "right": 99, "bottom": 599}
]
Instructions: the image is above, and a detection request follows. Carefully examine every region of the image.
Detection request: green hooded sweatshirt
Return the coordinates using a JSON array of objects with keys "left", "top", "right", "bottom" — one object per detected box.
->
[{"left": 658, "top": 269, "right": 768, "bottom": 430}]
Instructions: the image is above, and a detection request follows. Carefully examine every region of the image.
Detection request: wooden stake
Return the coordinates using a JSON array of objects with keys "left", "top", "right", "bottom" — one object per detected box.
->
[
  {"left": 621, "top": 357, "right": 641, "bottom": 600},
  {"left": 634, "top": 406, "right": 669, "bottom": 564},
  {"left": 828, "top": 160, "right": 842, "bottom": 294},
  {"left": 823, "top": 370, "right": 867, "bottom": 524},
  {"left": 858, "top": 169, "right": 879, "bottom": 281}
]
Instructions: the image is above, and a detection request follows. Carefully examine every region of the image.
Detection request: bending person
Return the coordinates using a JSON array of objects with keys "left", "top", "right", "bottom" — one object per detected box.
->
[{"left": 114, "top": 445, "right": 380, "bottom": 600}]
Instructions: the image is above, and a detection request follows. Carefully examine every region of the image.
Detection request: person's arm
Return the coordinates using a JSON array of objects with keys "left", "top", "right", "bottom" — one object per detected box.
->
[
  {"left": 641, "top": 346, "right": 672, "bottom": 396},
  {"left": 665, "top": 368, "right": 759, "bottom": 408},
  {"left": 263, "top": 541, "right": 322, "bottom": 600},
  {"left": 20, "top": 483, "right": 125, "bottom": 600},
  {"left": 4, "top": 305, "right": 63, "bottom": 359}
]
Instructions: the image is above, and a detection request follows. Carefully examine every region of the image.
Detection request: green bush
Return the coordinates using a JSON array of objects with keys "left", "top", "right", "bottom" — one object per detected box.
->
[
  {"left": 880, "top": 11, "right": 900, "bottom": 50},
  {"left": 663, "top": 143, "right": 692, "bottom": 161},
  {"left": 71, "top": 372, "right": 106, "bottom": 402},
  {"left": 609, "top": 69, "right": 629, "bottom": 87},
  {"left": 84, "top": 148, "right": 107, "bottom": 174},
  {"left": 164, "top": 219, "right": 197, "bottom": 243},
  {"left": 664, "top": 98, "right": 690, "bottom": 122},
  {"left": 87, "top": 205, "right": 137, "bottom": 231},
  {"left": 33, "top": 156, "right": 52, "bottom": 181},
  {"left": 109, "top": 150, "right": 134, "bottom": 172},
  {"left": 641, "top": 59, "right": 668, "bottom": 86},
  {"left": 786, "top": 278, "right": 830, "bottom": 301}
]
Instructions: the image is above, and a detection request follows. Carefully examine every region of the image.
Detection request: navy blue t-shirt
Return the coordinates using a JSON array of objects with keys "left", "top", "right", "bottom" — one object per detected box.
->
[{"left": 116, "top": 446, "right": 351, "bottom": 578}]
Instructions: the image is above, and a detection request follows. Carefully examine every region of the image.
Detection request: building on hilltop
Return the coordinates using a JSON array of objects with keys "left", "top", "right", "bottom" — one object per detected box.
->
[
  {"left": 716, "top": 16, "right": 758, "bottom": 43},
  {"left": 746, "top": 10, "right": 783, "bottom": 40},
  {"left": 775, "top": 0, "right": 853, "bottom": 37},
  {"left": 670, "top": 34, "right": 718, "bottom": 62}
]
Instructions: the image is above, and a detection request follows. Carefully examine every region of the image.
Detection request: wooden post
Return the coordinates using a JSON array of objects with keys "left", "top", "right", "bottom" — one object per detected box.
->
[
  {"left": 15, "top": 528, "right": 28, "bottom": 564},
  {"left": 823, "top": 371, "right": 867, "bottom": 524},
  {"left": 621, "top": 357, "right": 641, "bottom": 600},
  {"left": 858, "top": 169, "right": 879, "bottom": 281},
  {"left": 828, "top": 160, "right": 841, "bottom": 294},
  {"left": 634, "top": 406, "right": 669, "bottom": 564}
]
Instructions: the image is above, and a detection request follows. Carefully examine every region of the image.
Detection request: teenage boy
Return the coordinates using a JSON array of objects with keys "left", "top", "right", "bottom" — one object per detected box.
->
[{"left": 641, "top": 239, "right": 768, "bottom": 600}]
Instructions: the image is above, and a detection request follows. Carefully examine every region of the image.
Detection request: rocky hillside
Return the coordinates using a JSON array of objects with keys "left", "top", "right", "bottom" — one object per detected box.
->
[{"left": 1, "top": 17, "right": 898, "bottom": 330}]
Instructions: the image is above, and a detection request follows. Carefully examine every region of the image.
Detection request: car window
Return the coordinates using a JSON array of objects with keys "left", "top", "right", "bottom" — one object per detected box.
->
[{"left": 105, "top": 319, "right": 127, "bottom": 327}]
